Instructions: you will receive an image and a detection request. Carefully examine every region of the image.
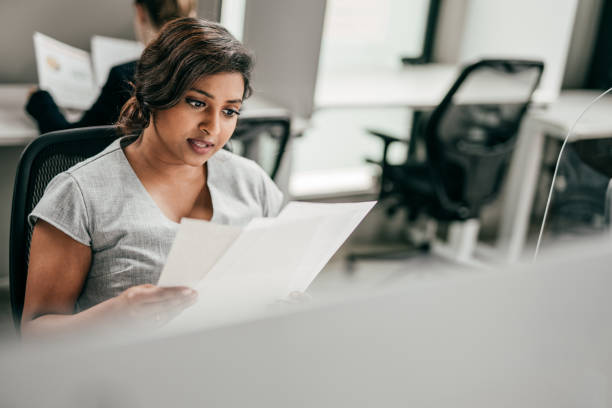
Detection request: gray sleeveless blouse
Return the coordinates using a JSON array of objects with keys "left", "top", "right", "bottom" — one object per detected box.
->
[{"left": 29, "top": 136, "right": 284, "bottom": 311}]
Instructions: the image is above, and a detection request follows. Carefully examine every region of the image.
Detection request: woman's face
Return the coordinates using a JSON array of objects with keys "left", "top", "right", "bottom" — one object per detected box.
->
[{"left": 150, "top": 72, "right": 244, "bottom": 167}]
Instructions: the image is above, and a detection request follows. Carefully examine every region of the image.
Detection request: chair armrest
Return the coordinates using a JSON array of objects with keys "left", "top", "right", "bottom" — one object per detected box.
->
[
  {"left": 366, "top": 129, "right": 408, "bottom": 146},
  {"left": 367, "top": 129, "right": 410, "bottom": 167}
]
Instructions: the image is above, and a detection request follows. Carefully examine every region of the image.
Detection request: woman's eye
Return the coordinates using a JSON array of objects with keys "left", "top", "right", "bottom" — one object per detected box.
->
[
  {"left": 187, "top": 98, "right": 205, "bottom": 109},
  {"left": 223, "top": 109, "right": 240, "bottom": 117}
]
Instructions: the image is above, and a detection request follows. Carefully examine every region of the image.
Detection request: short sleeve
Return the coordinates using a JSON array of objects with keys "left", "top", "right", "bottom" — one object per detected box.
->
[
  {"left": 261, "top": 173, "right": 285, "bottom": 217},
  {"left": 28, "top": 172, "right": 92, "bottom": 246}
]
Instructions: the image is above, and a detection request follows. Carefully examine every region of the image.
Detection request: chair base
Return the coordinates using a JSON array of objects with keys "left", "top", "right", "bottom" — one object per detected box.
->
[{"left": 440, "top": 218, "right": 480, "bottom": 263}]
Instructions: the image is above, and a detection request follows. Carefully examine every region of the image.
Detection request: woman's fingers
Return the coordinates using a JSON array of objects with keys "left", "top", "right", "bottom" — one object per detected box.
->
[
  {"left": 126, "top": 285, "right": 196, "bottom": 305},
  {"left": 27, "top": 85, "right": 39, "bottom": 98},
  {"left": 290, "top": 291, "right": 312, "bottom": 299},
  {"left": 120, "top": 284, "right": 198, "bottom": 323},
  {"left": 287, "top": 291, "right": 312, "bottom": 303},
  {"left": 131, "top": 292, "right": 196, "bottom": 314}
]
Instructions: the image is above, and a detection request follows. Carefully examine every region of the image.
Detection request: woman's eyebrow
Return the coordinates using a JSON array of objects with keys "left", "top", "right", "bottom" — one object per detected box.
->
[{"left": 189, "top": 88, "right": 243, "bottom": 104}]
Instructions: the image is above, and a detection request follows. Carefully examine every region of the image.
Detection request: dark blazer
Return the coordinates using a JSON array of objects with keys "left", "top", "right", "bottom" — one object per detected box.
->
[{"left": 26, "top": 61, "right": 137, "bottom": 134}]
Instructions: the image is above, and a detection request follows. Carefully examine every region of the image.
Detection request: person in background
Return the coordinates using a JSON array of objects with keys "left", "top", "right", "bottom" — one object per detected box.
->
[
  {"left": 25, "top": 0, "right": 198, "bottom": 134},
  {"left": 21, "top": 17, "right": 284, "bottom": 338}
]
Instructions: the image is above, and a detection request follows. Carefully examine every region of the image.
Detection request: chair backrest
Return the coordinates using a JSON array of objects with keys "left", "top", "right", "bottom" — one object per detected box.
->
[
  {"left": 9, "top": 126, "right": 121, "bottom": 328},
  {"left": 424, "top": 59, "right": 544, "bottom": 218}
]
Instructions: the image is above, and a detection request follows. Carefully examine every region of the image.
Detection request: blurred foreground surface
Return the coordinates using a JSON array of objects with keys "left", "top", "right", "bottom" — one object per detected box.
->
[{"left": 1, "top": 237, "right": 611, "bottom": 407}]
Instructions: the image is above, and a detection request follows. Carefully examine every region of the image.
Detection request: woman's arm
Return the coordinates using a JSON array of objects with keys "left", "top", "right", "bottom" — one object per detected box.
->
[
  {"left": 25, "top": 90, "right": 71, "bottom": 134},
  {"left": 21, "top": 220, "right": 196, "bottom": 339}
]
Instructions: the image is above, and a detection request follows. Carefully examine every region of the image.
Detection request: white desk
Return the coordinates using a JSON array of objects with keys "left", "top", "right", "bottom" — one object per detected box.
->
[
  {"left": 497, "top": 90, "right": 612, "bottom": 261},
  {"left": 314, "top": 64, "right": 553, "bottom": 110},
  {"left": 315, "top": 64, "right": 459, "bottom": 109},
  {"left": 0, "top": 84, "right": 38, "bottom": 145},
  {"left": 0, "top": 84, "right": 301, "bottom": 143}
]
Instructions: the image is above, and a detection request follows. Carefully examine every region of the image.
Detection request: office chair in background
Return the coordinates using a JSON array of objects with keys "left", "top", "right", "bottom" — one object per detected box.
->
[
  {"left": 546, "top": 141, "right": 612, "bottom": 236},
  {"left": 347, "top": 59, "right": 544, "bottom": 267},
  {"left": 9, "top": 116, "right": 291, "bottom": 329},
  {"left": 231, "top": 113, "right": 291, "bottom": 181},
  {"left": 570, "top": 139, "right": 612, "bottom": 233}
]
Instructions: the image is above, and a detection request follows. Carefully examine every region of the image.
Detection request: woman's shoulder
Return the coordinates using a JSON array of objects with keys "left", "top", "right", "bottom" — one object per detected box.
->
[
  {"left": 62, "top": 137, "right": 127, "bottom": 182},
  {"left": 210, "top": 148, "right": 284, "bottom": 218},
  {"left": 212, "top": 147, "right": 268, "bottom": 177}
]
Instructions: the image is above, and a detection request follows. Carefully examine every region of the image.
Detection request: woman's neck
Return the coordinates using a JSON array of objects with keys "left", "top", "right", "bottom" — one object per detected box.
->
[
  {"left": 142, "top": 28, "right": 159, "bottom": 45},
  {"left": 125, "top": 127, "right": 205, "bottom": 184}
]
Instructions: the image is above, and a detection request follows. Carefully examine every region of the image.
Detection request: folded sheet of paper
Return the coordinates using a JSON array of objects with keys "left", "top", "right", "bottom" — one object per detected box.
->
[
  {"left": 156, "top": 200, "right": 376, "bottom": 332},
  {"left": 33, "top": 32, "right": 97, "bottom": 110},
  {"left": 90, "top": 35, "right": 144, "bottom": 88},
  {"left": 33, "top": 32, "right": 143, "bottom": 110}
]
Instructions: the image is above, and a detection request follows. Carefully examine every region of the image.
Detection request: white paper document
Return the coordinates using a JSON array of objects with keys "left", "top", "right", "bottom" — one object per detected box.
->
[
  {"left": 34, "top": 32, "right": 97, "bottom": 110},
  {"left": 33, "top": 32, "right": 143, "bottom": 110},
  {"left": 156, "top": 201, "right": 376, "bottom": 331},
  {"left": 91, "top": 35, "right": 144, "bottom": 88}
]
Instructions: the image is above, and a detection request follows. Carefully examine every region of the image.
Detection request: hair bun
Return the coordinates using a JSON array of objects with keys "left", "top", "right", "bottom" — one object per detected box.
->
[{"left": 117, "top": 95, "right": 150, "bottom": 135}]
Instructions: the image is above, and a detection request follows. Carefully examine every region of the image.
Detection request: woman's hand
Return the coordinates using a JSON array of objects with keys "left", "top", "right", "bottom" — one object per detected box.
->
[
  {"left": 27, "top": 85, "right": 39, "bottom": 99},
  {"left": 116, "top": 284, "right": 198, "bottom": 328}
]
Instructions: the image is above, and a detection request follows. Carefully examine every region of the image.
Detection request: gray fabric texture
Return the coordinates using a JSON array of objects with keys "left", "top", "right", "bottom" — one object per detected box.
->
[{"left": 29, "top": 136, "right": 284, "bottom": 311}]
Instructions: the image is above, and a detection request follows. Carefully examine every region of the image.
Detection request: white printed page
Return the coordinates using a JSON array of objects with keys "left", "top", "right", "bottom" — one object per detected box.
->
[
  {"left": 157, "top": 218, "right": 242, "bottom": 287},
  {"left": 159, "top": 216, "right": 323, "bottom": 335},
  {"left": 199, "top": 216, "right": 323, "bottom": 294},
  {"left": 91, "top": 35, "right": 144, "bottom": 88},
  {"left": 33, "top": 32, "right": 97, "bottom": 110},
  {"left": 156, "top": 201, "right": 375, "bottom": 335},
  {"left": 278, "top": 201, "right": 377, "bottom": 291}
]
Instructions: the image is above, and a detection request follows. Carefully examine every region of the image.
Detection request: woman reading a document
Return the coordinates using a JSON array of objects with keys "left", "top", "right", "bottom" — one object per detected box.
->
[
  {"left": 20, "top": 18, "right": 284, "bottom": 338},
  {"left": 25, "top": 0, "right": 198, "bottom": 134}
]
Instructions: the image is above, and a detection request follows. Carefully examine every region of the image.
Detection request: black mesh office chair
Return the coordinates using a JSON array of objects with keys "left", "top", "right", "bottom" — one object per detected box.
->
[
  {"left": 9, "top": 126, "right": 121, "bottom": 328},
  {"left": 348, "top": 59, "right": 544, "bottom": 266},
  {"left": 9, "top": 116, "right": 291, "bottom": 329},
  {"left": 547, "top": 145, "right": 610, "bottom": 235}
]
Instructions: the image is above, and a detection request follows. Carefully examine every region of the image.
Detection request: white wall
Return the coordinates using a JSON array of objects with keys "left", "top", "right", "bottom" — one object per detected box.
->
[
  {"left": 317, "top": 0, "right": 430, "bottom": 73},
  {"left": 458, "top": 0, "right": 579, "bottom": 101},
  {"left": 0, "top": 0, "right": 220, "bottom": 83}
]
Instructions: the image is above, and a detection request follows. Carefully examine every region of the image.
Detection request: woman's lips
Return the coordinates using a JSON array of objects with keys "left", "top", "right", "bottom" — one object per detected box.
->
[{"left": 187, "top": 138, "right": 214, "bottom": 155}]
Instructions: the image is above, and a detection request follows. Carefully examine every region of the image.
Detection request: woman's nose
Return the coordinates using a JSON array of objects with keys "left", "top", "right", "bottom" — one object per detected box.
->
[{"left": 199, "top": 112, "right": 220, "bottom": 136}]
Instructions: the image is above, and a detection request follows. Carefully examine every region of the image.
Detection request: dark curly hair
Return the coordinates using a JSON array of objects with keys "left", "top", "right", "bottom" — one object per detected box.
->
[{"left": 117, "top": 17, "right": 254, "bottom": 135}]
